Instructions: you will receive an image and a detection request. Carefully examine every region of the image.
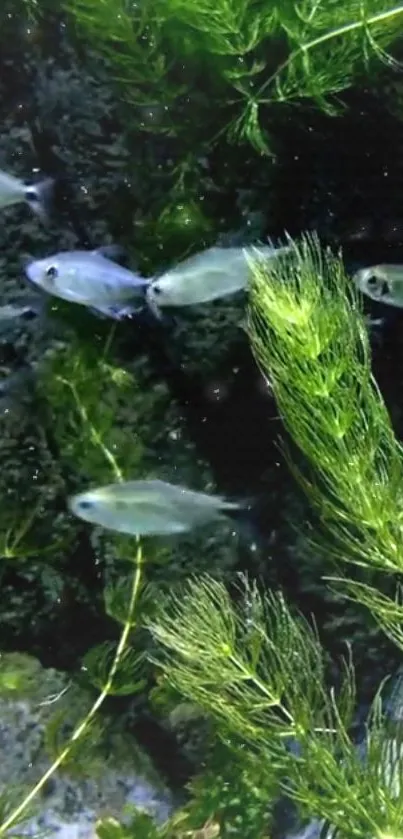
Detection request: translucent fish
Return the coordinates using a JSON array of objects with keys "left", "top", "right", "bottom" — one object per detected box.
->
[
  {"left": 69, "top": 478, "right": 242, "bottom": 537},
  {"left": 0, "top": 169, "right": 53, "bottom": 220},
  {"left": 353, "top": 264, "right": 403, "bottom": 308},
  {"left": 24, "top": 246, "right": 150, "bottom": 319},
  {"left": 146, "top": 244, "right": 289, "bottom": 315},
  {"left": 0, "top": 303, "right": 42, "bottom": 322}
]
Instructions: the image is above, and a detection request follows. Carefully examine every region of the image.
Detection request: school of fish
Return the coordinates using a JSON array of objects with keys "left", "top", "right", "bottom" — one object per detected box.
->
[
  {"left": 0, "top": 163, "right": 291, "bottom": 537},
  {"left": 0, "top": 161, "right": 395, "bottom": 538}
]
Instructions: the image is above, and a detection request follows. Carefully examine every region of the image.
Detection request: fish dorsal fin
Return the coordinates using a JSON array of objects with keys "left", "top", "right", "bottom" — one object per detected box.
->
[{"left": 93, "top": 244, "right": 130, "bottom": 265}]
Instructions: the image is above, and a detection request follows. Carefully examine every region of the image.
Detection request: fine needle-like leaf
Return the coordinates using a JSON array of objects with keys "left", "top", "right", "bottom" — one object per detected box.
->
[
  {"left": 147, "top": 574, "right": 403, "bottom": 838},
  {"left": 247, "top": 233, "right": 403, "bottom": 575}
]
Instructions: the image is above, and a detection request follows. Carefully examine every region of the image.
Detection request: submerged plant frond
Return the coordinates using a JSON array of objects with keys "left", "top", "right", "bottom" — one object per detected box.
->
[
  {"left": 247, "top": 233, "right": 403, "bottom": 574},
  {"left": 260, "top": 0, "right": 403, "bottom": 102},
  {"left": 64, "top": 0, "right": 403, "bottom": 153},
  {"left": 83, "top": 641, "right": 147, "bottom": 695},
  {"left": 147, "top": 574, "right": 355, "bottom": 754},
  {"left": 327, "top": 576, "right": 403, "bottom": 653},
  {"left": 38, "top": 332, "right": 144, "bottom": 486},
  {"left": 148, "top": 575, "right": 403, "bottom": 837},
  {"left": 43, "top": 701, "right": 104, "bottom": 777},
  {"left": 0, "top": 328, "right": 148, "bottom": 836}
]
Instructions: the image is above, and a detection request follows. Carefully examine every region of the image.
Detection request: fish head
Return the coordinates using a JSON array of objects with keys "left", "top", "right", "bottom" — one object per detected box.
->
[
  {"left": 24, "top": 252, "right": 88, "bottom": 304},
  {"left": 69, "top": 486, "right": 137, "bottom": 534},
  {"left": 353, "top": 266, "right": 392, "bottom": 303},
  {"left": 69, "top": 489, "right": 107, "bottom": 528},
  {"left": 146, "top": 271, "right": 186, "bottom": 309},
  {"left": 25, "top": 254, "right": 65, "bottom": 295}
]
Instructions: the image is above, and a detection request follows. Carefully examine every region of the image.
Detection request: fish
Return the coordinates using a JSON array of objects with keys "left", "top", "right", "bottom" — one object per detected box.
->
[
  {"left": 0, "top": 302, "right": 42, "bottom": 322},
  {"left": 145, "top": 244, "right": 289, "bottom": 316},
  {"left": 0, "top": 169, "right": 53, "bottom": 220},
  {"left": 24, "top": 246, "right": 151, "bottom": 319},
  {"left": 353, "top": 264, "right": 403, "bottom": 308},
  {"left": 69, "top": 478, "right": 243, "bottom": 537}
]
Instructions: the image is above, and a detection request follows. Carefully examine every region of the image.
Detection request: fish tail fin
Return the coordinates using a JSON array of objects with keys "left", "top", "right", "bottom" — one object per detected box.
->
[
  {"left": 145, "top": 285, "right": 166, "bottom": 323},
  {"left": 90, "top": 303, "right": 146, "bottom": 320},
  {"left": 223, "top": 495, "right": 266, "bottom": 556},
  {"left": 25, "top": 177, "right": 54, "bottom": 221}
]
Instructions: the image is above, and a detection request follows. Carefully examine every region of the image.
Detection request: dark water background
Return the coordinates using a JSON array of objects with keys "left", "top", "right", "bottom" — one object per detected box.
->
[{"left": 1, "top": 4, "right": 403, "bottom": 796}]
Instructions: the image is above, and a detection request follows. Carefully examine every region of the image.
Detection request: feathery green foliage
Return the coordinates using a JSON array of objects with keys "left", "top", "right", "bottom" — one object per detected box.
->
[
  {"left": 328, "top": 576, "right": 403, "bottom": 655},
  {"left": 147, "top": 573, "right": 403, "bottom": 838},
  {"left": 0, "top": 330, "right": 149, "bottom": 837},
  {"left": 247, "top": 233, "right": 403, "bottom": 574},
  {"left": 96, "top": 738, "right": 274, "bottom": 839},
  {"left": 38, "top": 330, "right": 144, "bottom": 485},
  {"left": 172, "top": 740, "right": 276, "bottom": 839},
  {"left": 63, "top": 0, "right": 403, "bottom": 153},
  {"left": 147, "top": 575, "right": 354, "bottom": 754}
]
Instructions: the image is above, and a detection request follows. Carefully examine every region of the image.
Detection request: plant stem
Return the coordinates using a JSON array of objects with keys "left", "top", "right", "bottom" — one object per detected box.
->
[
  {"left": 256, "top": 3, "right": 403, "bottom": 101},
  {"left": 0, "top": 353, "right": 143, "bottom": 836},
  {"left": 57, "top": 376, "right": 124, "bottom": 483},
  {"left": 0, "top": 540, "right": 143, "bottom": 837}
]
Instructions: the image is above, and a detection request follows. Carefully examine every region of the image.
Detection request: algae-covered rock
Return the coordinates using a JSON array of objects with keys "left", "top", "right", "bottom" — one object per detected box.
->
[{"left": 0, "top": 653, "right": 172, "bottom": 838}]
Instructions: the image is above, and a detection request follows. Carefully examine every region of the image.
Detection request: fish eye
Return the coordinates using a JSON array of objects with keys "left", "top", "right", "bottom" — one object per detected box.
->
[
  {"left": 365, "top": 274, "right": 390, "bottom": 297},
  {"left": 20, "top": 308, "right": 37, "bottom": 321},
  {"left": 77, "top": 500, "right": 93, "bottom": 510},
  {"left": 152, "top": 284, "right": 162, "bottom": 296},
  {"left": 45, "top": 265, "right": 58, "bottom": 280}
]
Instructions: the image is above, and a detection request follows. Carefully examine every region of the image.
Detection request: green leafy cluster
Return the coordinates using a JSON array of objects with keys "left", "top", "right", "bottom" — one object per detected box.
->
[
  {"left": 37, "top": 329, "right": 144, "bottom": 485},
  {"left": 96, "top": 739, "right": 274, "bottom": 839},
  {"left": 247, "top": 233, "right": 403, "bottom": 575},
  {"left": 7, "top": 229, "right": 403, "bottom": 839},
  {"left": 146, "top": 574, "right": 403, "bottom": 838},
  {"left": 0, "top": 329, "right": 151, "bottom": 837},
  {"left": 63, "top": 0, "right": 403, "bottom": 153}
]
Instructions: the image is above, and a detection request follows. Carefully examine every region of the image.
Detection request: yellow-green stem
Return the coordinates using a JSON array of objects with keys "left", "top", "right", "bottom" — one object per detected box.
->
[
  {"left": 0, "top": 541, "right": 143, "bottom": 837},
  {"left": 57, "top": 376, "right": 124, "bottom": 483},
  {"left": 257, "top": 3, "right": 403, "bottom": 100}
]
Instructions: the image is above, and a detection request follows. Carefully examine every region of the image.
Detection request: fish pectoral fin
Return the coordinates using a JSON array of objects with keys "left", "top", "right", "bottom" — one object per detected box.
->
[{"left": 90, "top": 303, "right": 143, "bottom": 320}]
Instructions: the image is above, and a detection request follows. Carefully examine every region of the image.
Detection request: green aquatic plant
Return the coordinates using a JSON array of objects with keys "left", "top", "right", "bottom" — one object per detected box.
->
[
  {"left": 95, "top": 738, "right": 274, "bottom": 839},
  {"left": 246, "top": 232, "right": 403, "bottom": 705},
  {"left": 63, "top": 0, "right": 403, "bottom": 153},
  {"left": 247, "top": 233, "right": 403, "bottom": 575},
  {"left": 37, "top": 329, "right": 144, "bottom": 485},
  {"left": 146, "top": 573, "right": 403, "bottom": 838},
  {"left": 0, "top": 331, "right": 150, "bottom": 837}
]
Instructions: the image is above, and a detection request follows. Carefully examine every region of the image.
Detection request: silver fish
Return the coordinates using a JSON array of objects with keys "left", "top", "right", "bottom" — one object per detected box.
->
[
  {"left": 146, "top": 244, "right": 289, "bottom": 315},
  {"left": 353, "top": 264, "right": 403, "bottom": 308},
  {"left": 0, "top": 169, "right": 53, "bottom": 219},
  {"left": 24, "top": 247, "right": 150, "bottom": 319},
  {"left": 0, "top": 303, "right": 41, "bottom": 322},
  {"left": 69, "top": 478, "right": 242, "bottom": 537}
]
